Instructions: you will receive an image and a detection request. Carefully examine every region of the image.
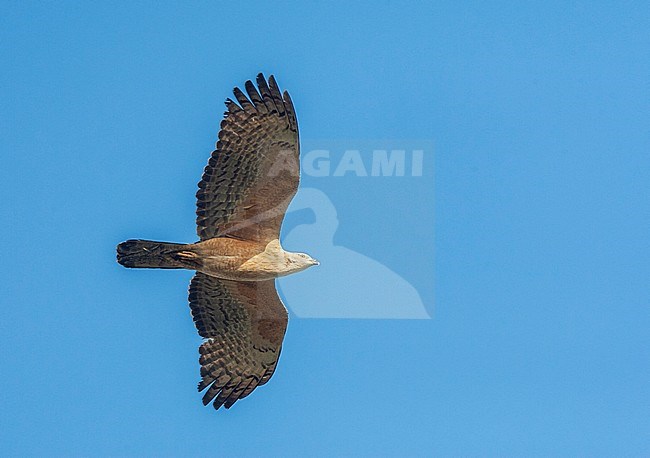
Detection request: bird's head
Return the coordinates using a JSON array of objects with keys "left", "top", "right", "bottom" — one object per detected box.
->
[{"left": 285, "top": 251, "right": 319, "bottom": 274}]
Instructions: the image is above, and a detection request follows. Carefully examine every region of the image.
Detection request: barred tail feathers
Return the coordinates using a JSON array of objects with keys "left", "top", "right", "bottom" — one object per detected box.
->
[{"left": 116, "top": 239, "right": 191, "bottom": 269}]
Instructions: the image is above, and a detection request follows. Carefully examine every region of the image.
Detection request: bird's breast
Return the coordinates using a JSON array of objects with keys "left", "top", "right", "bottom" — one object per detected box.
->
[{"left": 197, "top": 239, "right": 289, "bottom": 281}]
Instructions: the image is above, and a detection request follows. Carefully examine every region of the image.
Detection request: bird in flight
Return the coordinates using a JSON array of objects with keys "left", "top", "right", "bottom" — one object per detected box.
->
[{"left": 117, "top": 74, "right": 318, "bottom": 410}]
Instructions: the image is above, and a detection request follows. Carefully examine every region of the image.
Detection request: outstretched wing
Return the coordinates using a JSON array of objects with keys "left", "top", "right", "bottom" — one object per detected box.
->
[
  {"left": 188, "top": 273, "right": 288, "bottom": 410},
  {"left": 196, "top": 73, "right": 300, "bottom": 243}
]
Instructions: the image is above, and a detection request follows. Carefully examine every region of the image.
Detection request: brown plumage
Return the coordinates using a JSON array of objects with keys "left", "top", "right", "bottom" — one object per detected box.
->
[{"left": 116, "top": 74, "right": 318, "bottom": 410}]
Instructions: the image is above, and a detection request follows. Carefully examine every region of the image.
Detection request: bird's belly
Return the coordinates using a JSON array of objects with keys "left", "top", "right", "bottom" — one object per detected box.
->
[{"left": 199, "top": 255, "right": 282, "bottom": 281}]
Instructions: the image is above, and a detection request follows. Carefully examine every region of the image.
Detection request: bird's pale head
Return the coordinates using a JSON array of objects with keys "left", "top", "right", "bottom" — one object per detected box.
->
[{"left": 284, "top": 251, "right": 319, "bottom": 274}]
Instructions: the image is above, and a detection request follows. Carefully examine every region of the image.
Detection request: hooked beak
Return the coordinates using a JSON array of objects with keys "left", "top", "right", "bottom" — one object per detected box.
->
[{"left": 312, "top": 259, "right": 320, "bottom": 266}]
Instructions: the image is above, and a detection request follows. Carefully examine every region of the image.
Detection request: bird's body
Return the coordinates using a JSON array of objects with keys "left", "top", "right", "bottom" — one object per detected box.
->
[
  {"left": 118, "top": 237, "right": 316, "bottom": 281},
  {"left": 117, "top": 74, "right": 317, "bottom": 410}
]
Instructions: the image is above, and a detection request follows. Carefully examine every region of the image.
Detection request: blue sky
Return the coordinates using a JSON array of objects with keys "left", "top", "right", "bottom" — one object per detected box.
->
[{"left": 2, "top": 1, "right": 649, "bottom": 456}]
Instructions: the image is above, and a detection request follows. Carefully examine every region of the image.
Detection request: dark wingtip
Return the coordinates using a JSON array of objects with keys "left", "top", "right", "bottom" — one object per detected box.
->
[{"left": 244, "top": 79, "right": 256, "bottom": 93}]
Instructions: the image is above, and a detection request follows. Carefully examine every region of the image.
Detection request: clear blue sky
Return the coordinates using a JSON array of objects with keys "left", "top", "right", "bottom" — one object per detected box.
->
[{"left": 2, "top": 1, "right": 649, "bottom": 456}]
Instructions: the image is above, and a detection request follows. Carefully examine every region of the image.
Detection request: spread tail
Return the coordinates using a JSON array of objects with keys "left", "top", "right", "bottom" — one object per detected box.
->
[{"left": 116, "top": 239, "right": 192, "bottom": 269}]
